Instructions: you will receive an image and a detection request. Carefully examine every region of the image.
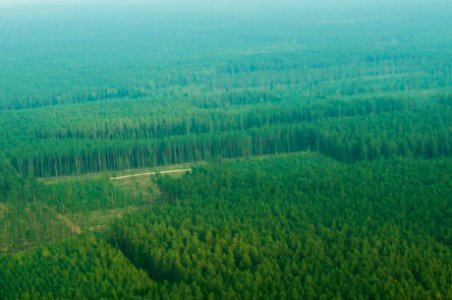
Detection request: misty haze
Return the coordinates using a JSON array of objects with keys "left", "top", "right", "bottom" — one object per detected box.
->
[{"left": 0, "top": 1, "right": 451, "bottom": 299}]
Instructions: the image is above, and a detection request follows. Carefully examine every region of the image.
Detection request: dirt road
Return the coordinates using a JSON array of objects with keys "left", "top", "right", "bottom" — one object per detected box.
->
[{"left": 109, "top": 168, "right": 192, "bottom": 180}]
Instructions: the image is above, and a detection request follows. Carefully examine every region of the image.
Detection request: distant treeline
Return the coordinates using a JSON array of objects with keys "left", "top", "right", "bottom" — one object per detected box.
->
[{"left": 3, "top": 95, "right": 450, "bottom": 177}]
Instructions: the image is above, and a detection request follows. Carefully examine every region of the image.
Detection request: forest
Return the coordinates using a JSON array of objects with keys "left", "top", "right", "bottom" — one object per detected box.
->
[{"left": 0, "top": 0, "right": 451, "bottom": 299}]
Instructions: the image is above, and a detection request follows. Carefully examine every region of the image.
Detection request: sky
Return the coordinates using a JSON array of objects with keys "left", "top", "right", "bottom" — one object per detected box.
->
[
  {"left": 0, "top": 0, "right": 438, "bottom": 5},
  {"left": 0, "top": 0, "right": 447, "bottom": 6},
  {"left": 0, "top": 0, "right": 450, "bottom": 14}
]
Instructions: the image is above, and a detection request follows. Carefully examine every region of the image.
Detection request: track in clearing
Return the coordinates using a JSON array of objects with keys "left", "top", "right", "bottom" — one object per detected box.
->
[{"left": 109, "top": 168, "right": 192, "bottom": 180}]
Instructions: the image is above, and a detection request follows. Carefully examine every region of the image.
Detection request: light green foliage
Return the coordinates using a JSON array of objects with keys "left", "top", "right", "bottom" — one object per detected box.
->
[
  {"left": 0, "top": 1, "right": 451, "bottom": 299},
  {"left": 0, "top": 237, "right": 156, "bottom": 299},
  {"left": 37, "top": 177, "right": 145, "bottom": 213}
]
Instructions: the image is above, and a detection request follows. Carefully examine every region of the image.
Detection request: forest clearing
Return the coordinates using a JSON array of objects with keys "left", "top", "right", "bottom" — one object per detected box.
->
[{"left": 0, "top": 0, "right": 451, "bottom": 299}]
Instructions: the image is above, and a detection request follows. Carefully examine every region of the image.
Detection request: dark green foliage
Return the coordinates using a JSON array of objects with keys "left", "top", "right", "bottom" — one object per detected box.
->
[
  {"left": 0, "top": 161, "right": 17, "bottom": 200},
  {"left": 1, "top": 2, "right": 452, "bottom": 177},
  {"left": 0, "top": 159, "right": 31, "bottom": 202},
  {"left": 111, "top": 154, "right": 452, "bottom": 299},
  {"left": 437, "top": 93, "right": 452, "bottom": 107},
  {"left": 3, "top": 101, "right": 450, "bottom": 177}
]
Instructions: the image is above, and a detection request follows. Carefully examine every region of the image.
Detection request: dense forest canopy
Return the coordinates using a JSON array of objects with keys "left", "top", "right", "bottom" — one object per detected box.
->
[
  {"left": 1, "top": 155, "right": 451, "bottom": 299},
  {"left": 0, "top": 0, "right": 451, "bottom": 299}
]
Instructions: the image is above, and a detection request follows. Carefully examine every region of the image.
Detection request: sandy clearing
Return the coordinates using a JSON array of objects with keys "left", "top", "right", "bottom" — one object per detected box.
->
[{"left": 56, "top": 214, "right": 82, "bottom": 235}]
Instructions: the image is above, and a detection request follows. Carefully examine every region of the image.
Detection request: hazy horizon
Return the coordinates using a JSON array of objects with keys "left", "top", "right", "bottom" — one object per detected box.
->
[{"left": 0, "top": 0, "right": 451, "bottom": 297}]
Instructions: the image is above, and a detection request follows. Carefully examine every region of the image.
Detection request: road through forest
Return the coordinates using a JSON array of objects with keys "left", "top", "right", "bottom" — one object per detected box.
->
[{"left": 109, "top": 168, "right": 192, "bottom": 180}]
